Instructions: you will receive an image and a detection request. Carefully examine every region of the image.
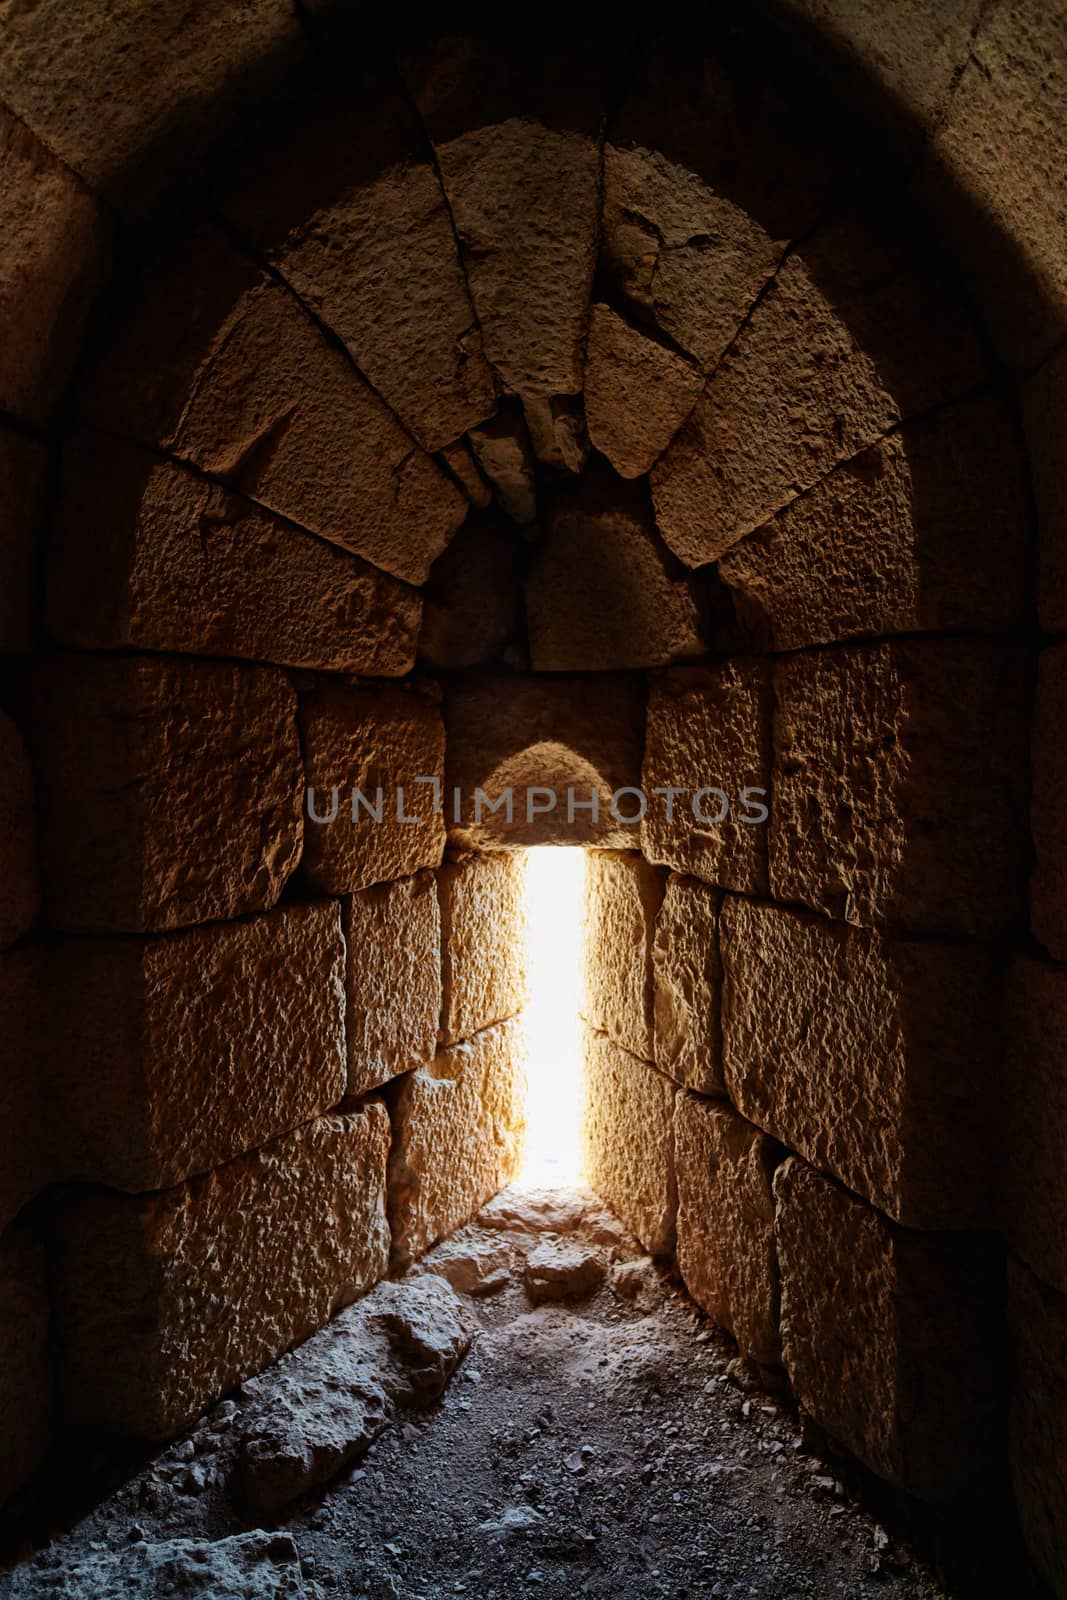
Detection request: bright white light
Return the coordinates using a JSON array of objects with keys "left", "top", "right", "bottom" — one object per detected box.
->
[{"left": 519, "top": 846, "right": 586, "bottom": 1187}]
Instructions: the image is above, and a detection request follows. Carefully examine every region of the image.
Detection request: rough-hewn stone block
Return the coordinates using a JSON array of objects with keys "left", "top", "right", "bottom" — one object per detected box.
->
[
  {"left": 718, "top": 393, "right": 1029, "bottom": 649},
  {"left": 0, "top": 950, "right": 46, "bottom": 1231},
  {"left": 722, "top": 897, "right": 1001, "bottom": 1229},
  {"left": 675, "top": 1095, "right": 780, "bottom": 1366},
  {"left": 48, "top": 903, "right": 346, "bottom": 1192},
  {"left": 49, "top": 1107, "right": 391, "bottom": 1439},
  {"left": 0, "top": 109, "right": 110, "bottom": 424},
  {"left": 24, "top": 655, "right": 302, "bottom": 934},
  {"left": 0, "top": 427, "right": 46, "bottom": 652},
  {"left": 775, "top": 1157, "right": 1005, "bottom": 1504},
  {"left": 583, "top": 304, "right": 702, "bottom": 480},
  {"left": 47, "top": 437, "right": 421, "bottom": 676},
  {"left": 641, "top": 662, "right": 771, "bottom": 895},
  {"left": 0, "top": 1226, "right": 50, "bottom": 1505},
  {"left": 0, "top": 711, "right": 39, "bottom": 951},
  {"left": 300, "top": 683, "right": 446, "bottom": 895},
  {"left": 445, "top": 673, "right": 646, "bottom": 850},
  {"left": 583, "top": 852, "right": 664, "bottom": 1062},
  {"left": 526, "top": 471, "right": 707, "bottom": 672},
  {"left": 1027, "top": 348, "right": 1067, "bottom": 632},
  {"left": 1003, "top": 957, "right": 1067, "bottom": 1293},
  {"left": 217, "top": 70, "right": 495, "bottom": 452},
  {"left": 388, "top": 1018, "right": 526, "bottom": 1269},
  {"left": 651, "top": 208, "right": 983, "bottom": 566},
  {"left": 771, "top": 641, "right": 1030, "bottom": 936},
  {"left": 0, "top": 0, "right": 310, "bottom": 221},
  {"left": 75, "top": 224, "right": 465, "bottom": 586},
  {"left": 440, "top": 853, "right": 527, "bottom": 1046},
  {"left": 344, "top": 872, "right": 441, "bottom": 1096},
  {"left": 652, "top": 875, "right": 723, "bottom": 1095},
  {"left": 1031, "top": 645, "right": 1067, "bottom": 962},
  {"left": 1008, "top": 1257, "right": 1067, "bottom": 1596},
  {"left": 582, "top": 1029, "right": 676, "bottom": 1256},
  {"left": 468, "top": 407, "right": 538, "bottom": 526},
  {"left": 419, "top": 516, "right": 520, "bottom": 671}
]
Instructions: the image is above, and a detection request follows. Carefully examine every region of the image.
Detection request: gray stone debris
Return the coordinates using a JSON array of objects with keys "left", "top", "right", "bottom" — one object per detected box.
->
[{"left": 4, "top": 1532, "right": 320, "bottom": 1600}]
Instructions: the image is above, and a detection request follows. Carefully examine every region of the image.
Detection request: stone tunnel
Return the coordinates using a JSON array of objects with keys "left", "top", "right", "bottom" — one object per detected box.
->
[{"left": 0, "top": 0, "right": 1066, "bottom": 1594}]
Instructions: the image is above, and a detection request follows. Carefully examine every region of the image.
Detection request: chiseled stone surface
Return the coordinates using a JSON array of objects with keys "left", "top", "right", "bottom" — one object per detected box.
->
[
  {"left": 641, "top": 661, "right": 771, "bottom": 896},
  {"left": 0, "top": 426, "right": 46, "bottom": 652},
  {"left": 1003, "top": 957, "right": 1067, "bottom": 1293},
  {"left": 581, "top": 1028, "right": 677, "bottom": 1257},
  {"left": 344, "top": 872, "right": 441, "bottom": 1096},
  {"left": 675, "top": 1094, "right": 780, "bottom": 1366},
  {"left": 48, "top": 437, "right": 421, "bottom": 676},
  {"left": 388, "top": 1018, "right": 526, "bottom": 1270},
  {"left": 0, "top": 1226, "right": 50, "bottom": 1508},
  {"left": 0, "top": 0, "right": 310, "bottom": 221},
  {"left": 1008, "top": 1257, "right": 1067, "bottom": 1598},
  {"left": 722, "top": 897, "right": 1001, "bottom": 1230},
  {"left": 583, "top": 304, "right": 702, "bottom": 479},
  {"left": 49, "top": 1106, "right": 392, "bottom": 1439},
  {"left": 0, "top": 108, "right": 110, "bottom": 424},
  {"left": 439, "top": 853, "right": 527, "bottom": 1046},
  {"left": 651, "top": 208, "right": 983, "bottom": 566},
  {"left": 583, "top": 852, "right": 664, "bottom": 1062},
  {"left": 419, "top": 515, "right": 520, "bottom": 671},
  {"left": 0, "top": 710, "right": 39, "bottom": 951},
  {"left": 0, "top": 951, "right": 47, "bottom": 1231},
  {"left": 1031, "top": 645, "right": 1067, "bottom": 962},
  {"left": 652, "top": 874, "right": 723, "bottom": 1095},
  {"left": 48, "top": 903, "right": 346, "bottom": 1192},
  {"left": 1027, "top": 347, "right": 1067, "bottom": 632},
  {"left": 774, "top": 1157, "right": 1005, "bottom": 1505},
  {"left": 527, "top": 471, "right": 706, "bottom": 672},
  {"left": 24, "top": 654, "right": 303, "bottom": 934},
  {"left": 300, "top": 682, "right": 446, "bottom": 895},
  {"left": 718, "top": 392, "right": 1029, "bottom": 649},
  {"left": 771, "top": 640, "right": 1030, "bottom": 936},
  {"left": 445, "top": 672, "right": 646, "bottom": 850},
  {"left": 218, "top": 68, "right": 496, "bottom": 452},
  {"left": 75, "top": 226, "right": 467, "bottom": 586}
]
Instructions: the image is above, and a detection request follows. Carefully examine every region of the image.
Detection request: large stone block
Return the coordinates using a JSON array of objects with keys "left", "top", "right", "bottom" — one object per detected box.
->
[
  {"left": 675, "top": 1095, "right": 780, "bottom": 1366},
  {"left": 217, "top": 69, "right": 496, "bottom": 452},
  {"left": 722, "top": 897, "right": 1001, "bottom": 1230},
  {"left": 0, "top": 0, "right": 311, "bottom": 222},
  {"left": 400, "top": 28, "right": 621, "bottom": 401},
  {"left": 1008, "top": 1258, "right": 1067, "bottom": 1596},
  {"left": 717, "top": 393, "right": 1030, "bottom": 649},
  {"left": 48, "top": 903, "right": 346, "bottom": 1192},
  {"left": 23, "top": 655, "right": 302, "bottom": 934},
  {"left": 583, "top": 304, "right": 703, "bottom": 480},
  {"left": 774, "top": 1158, "right": 1005, "bottom": 1505},
  {"left": 1003, "top": 957, "right": 1067, "bottom": 1293},
  {"left": 641, "top": 662, "right": 771, "bottom": 895},
  {"left": 0, "top": 950, "right": 47, "bottom": 1231},
  {"left": 1028, "top": 347, "right": 1067, "bottom": 631},
  {"left": 444, "top": 672, "right": 646, "bottom": 850},
  {"left": 0, "top": 1226, "right": 51, "bottom": 1505},
  {"left": 0, "top": 109, "right": 110, "bottom": 424},
  {"left": 49, "top": 1106, "right": 391, "bottom": 1438},
  {"left": 652, "top": 874, "right": 723, "bottom": 1095},
  {"left": 651, "top": 208, "right": 983, "bottom": 566},
  {"left": 0, "top": 710, "right": 39, "bottom": 951},
  {"left": 0, "top": 427, "right": 45, "bottom": 652},
  {"left": 74, "top": 225, "right": 466, "bottom": 586},
  {"left": 581, "top": 1029, "right": 676, "bottom": 1256},
  {"left": 418, "top": 515, "right": 521, "bottom": 671},
  {"left": 47, "top": 437, "right": 421, "bottom": 676},
  {"left": 603, "top": 34, "right": 852, "bottom": 375},
  {"left": 388, "top": 1017, "right": 526, "bottom": 1269},
  {"left": 526, "top": 470, "right": 707, "bottom": 672},
  {"left": 344, "top": 872, "right": 441, "bottom": 1096},
  {"left": 1031, "top": 645, "right": 1067, "bottom": 962},
  {"left": 439, "top": 853, "right": 527, "bottom": 1045},
  {"left": 771, "top": 640, "right": 1030, "bottom": 936},
  {"left": 583, "top": 852, "right": 664, "bottom": 1062},
  {"left": 300, "top": 683, "right": 446, "bottom": 895}
]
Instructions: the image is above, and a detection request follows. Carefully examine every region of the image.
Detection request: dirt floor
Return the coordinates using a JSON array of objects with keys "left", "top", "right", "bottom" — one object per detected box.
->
[{"left": 0, "top": 1186, "right": 1038, "bottom": 1599}]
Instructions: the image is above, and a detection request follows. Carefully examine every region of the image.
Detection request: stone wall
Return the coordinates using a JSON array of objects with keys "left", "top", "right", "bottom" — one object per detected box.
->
[{"left": 0, "top": 3, "right": 1064, "bottom": 1590}]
